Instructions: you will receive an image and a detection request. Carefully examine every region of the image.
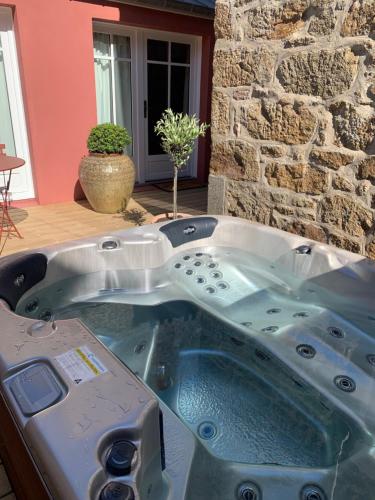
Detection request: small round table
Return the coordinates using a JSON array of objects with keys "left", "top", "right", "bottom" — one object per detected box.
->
[{"left": 0, "top": 153, "right": 25, "bottom": 240}]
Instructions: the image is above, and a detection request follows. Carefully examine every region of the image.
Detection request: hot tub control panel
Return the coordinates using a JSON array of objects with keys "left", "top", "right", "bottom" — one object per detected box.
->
[
  {"left": 6, "top": 363, "right": 63, "bottom": 416},
  {"left": 0, "top": 300, "right": 167, "bottom": 500}
]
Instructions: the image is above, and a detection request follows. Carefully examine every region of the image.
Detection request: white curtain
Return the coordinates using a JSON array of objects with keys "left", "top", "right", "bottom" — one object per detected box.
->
[
  {"left": 94, "top": 58, "right": 112, "bottom": 124},
  {"left": 0, "top": 48, "right": 16, "bottom": 156},
  {"left": 114, "top": 60, "right": 132, "bottom": 155},
  {"left": 93, "top": 33, "right": 132, "bottom": 155}
]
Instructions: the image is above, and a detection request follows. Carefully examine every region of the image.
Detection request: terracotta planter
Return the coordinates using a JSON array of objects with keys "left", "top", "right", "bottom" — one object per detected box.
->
[
  {"left": 151, "top": 213, "right": 192, "bottom": 224},
  {"left": 79, "top": 153, "right": 135, "bottom": 214}
]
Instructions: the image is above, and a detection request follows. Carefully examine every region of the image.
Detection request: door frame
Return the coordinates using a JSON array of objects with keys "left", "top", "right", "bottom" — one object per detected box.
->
[
  {"left": 141, "top": 30, "right": 202, "bottom": 183},
  {"left": 93, "top": 22, "right": 202, "bottom": 184},
  {"left": 0, "top": 7, "right": 34, "bottom": 200}
]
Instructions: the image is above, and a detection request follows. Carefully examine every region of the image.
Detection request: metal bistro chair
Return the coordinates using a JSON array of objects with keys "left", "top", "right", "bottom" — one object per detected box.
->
[{"left": 0, "top": 144, "right": 23, "bottom": 241}]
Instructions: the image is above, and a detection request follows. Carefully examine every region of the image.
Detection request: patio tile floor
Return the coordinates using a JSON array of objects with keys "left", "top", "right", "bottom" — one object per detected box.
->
[
  {"left": 0, "top": 198, "right": 150, "bottom": 257},
  {"left": 0, "top": 187, "right": 207, "bottom": 257}
]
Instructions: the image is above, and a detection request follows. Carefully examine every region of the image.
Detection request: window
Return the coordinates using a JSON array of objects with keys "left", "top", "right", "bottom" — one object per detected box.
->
[
  {"left": 146, "top": 39, "right": 191, "bottom": 155},
  {"left": 93, "top": 32, "right": 133, "bottom": 155}
]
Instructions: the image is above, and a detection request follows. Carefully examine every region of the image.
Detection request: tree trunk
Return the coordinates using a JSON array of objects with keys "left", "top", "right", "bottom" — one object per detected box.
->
[{"left": 173, "top": 166, "right": 178, "bottom": 220}]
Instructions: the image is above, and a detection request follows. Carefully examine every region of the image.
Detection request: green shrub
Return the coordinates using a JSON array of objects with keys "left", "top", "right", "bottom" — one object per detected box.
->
[{"left": 87, "top": 123, "right": 132, "bottom": 154}]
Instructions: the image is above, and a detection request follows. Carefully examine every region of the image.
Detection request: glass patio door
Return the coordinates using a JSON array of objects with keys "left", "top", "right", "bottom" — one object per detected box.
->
[
  {"left": 93, "top": 25, "right": 201, "bottom": 184},
  {"left": 144, "top": 37, "right": 193, "bottom": 182},
  {"left": 0, "top": 7, "right": 34, "bottom": 200}
]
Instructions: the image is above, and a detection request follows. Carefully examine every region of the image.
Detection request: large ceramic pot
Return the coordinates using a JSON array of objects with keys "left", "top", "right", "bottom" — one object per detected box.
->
[{"left": 79, "top": 153, "right": 135, "bottom": 214}]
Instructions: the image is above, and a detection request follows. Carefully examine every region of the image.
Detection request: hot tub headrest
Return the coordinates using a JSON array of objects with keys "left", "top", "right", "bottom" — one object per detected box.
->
[
  {"left": 159, "top": 217, "right": 218, "bottom": 248},
  {"left": 0, "top": 253, "right": 48, "bottom": 310}
]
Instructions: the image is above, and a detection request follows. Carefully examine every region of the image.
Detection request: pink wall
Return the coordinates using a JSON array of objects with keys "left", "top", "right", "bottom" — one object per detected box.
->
[{"left": 4, "top": 0, "right": 214, "bottom": 204}]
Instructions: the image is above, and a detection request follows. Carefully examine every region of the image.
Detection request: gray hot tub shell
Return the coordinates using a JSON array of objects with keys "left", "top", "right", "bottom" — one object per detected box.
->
[{"left": 0, "top": 216, "right": 374, "bottom": 500}]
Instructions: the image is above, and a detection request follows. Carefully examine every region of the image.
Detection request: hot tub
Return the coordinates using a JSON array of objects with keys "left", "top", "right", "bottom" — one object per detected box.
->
[{"left": 0, "top": 216, "right": 374, "bottom": 500}]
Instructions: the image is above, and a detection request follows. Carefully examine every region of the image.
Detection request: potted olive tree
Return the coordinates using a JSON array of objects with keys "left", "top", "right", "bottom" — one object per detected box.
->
[
  {"left": 79, "top": 123, "right": 135, "bottom": 214},
  {"left": 154, "top": 109, "right": 208, "bottom": 221}
]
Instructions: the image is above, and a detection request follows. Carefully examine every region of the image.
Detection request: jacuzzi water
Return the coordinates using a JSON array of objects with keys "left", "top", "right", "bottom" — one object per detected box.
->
[
  {"left": 51, "top": 301, "right": 363, "bottom": 468},
  {"left": 15, "top": 242, "right": 375, "bottom": 499}
]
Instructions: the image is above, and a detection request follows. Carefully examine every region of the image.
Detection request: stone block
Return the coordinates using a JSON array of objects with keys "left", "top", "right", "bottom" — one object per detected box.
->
[
  {"left": 366, "top": 239, "right": 375, "bottom": 259},
  {"left": 271, "top": 215, "right": 327, "bottom": 242},
  {"left": 308, "top": 5, "right": 337, "bottom": 35},
  {"left": 320, "top": 194, "right": 373, "bottom": 237},
  {"left": 341, "top": 0, "right": 375, "bottom": 37},
  {"left": 241, "top": 1, "right": 308, "bottom": 40},
  {"left": 368, "top": 84, "right": 375, "bottom": 101},
  {"left": 328, "top": 232, "right": 363, "bottom": 253},
  {"left": 243, "top": 100, "right": 317, "bottom": 145},
  {"left": 211, "top": 89, "right": 230, "bottom": 133},
  {"left": 270, "top": 191, "right": 289, "bottom": 204},
  {"left": 332, "top": 175, "right": 355, "bottom": 192},
  {"left": 330, "top": 101, "right": 375, "bottom": 151},
  {"left": 358, "top": 156, "right": 375, "bottom": 182},
  {"left": 356, "top": 179, "right": 372, "bottom": 195},
  {"left": 213, "top": 47, "right": 274, "bottom": 87},
  {"left": 309, "top": 148, "right": 354, "bottom": 170},
  {"left": 215, "top": 3, "right": 232, "bottom": 39},
  {"left": 277, "top": 48, "right": 358, "bottom": 99},
  {"left": 265, "top": 162, "right": 329, "bottom": 194},
  {"left": 226, "top": 182, "right": 272, "bottom": 224},
  {"left": 207, "top": 174, "right": 226, "bottom": 215},
  {"left": 260, "top": 145, "right": 287, "bottom": 158},
  {"left": 275, "top": 205, "right": 295, "bottom": 216},
  {"left": 295, "top": 208, "right": 316, "bottom": 221},
  {"left": 210, "top": 140, "right": 260, "bottom": 181}
]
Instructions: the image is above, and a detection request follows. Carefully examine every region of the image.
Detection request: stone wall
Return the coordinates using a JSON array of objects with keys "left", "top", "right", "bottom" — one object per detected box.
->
[{"left": 208, "top": 0, "right": 375, "bottom": 257}]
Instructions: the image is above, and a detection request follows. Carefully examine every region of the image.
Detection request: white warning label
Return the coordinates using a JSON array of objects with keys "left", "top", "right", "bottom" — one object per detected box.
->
[{"left": 55, "top": 345, "right": 108, "bottom": 385}]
